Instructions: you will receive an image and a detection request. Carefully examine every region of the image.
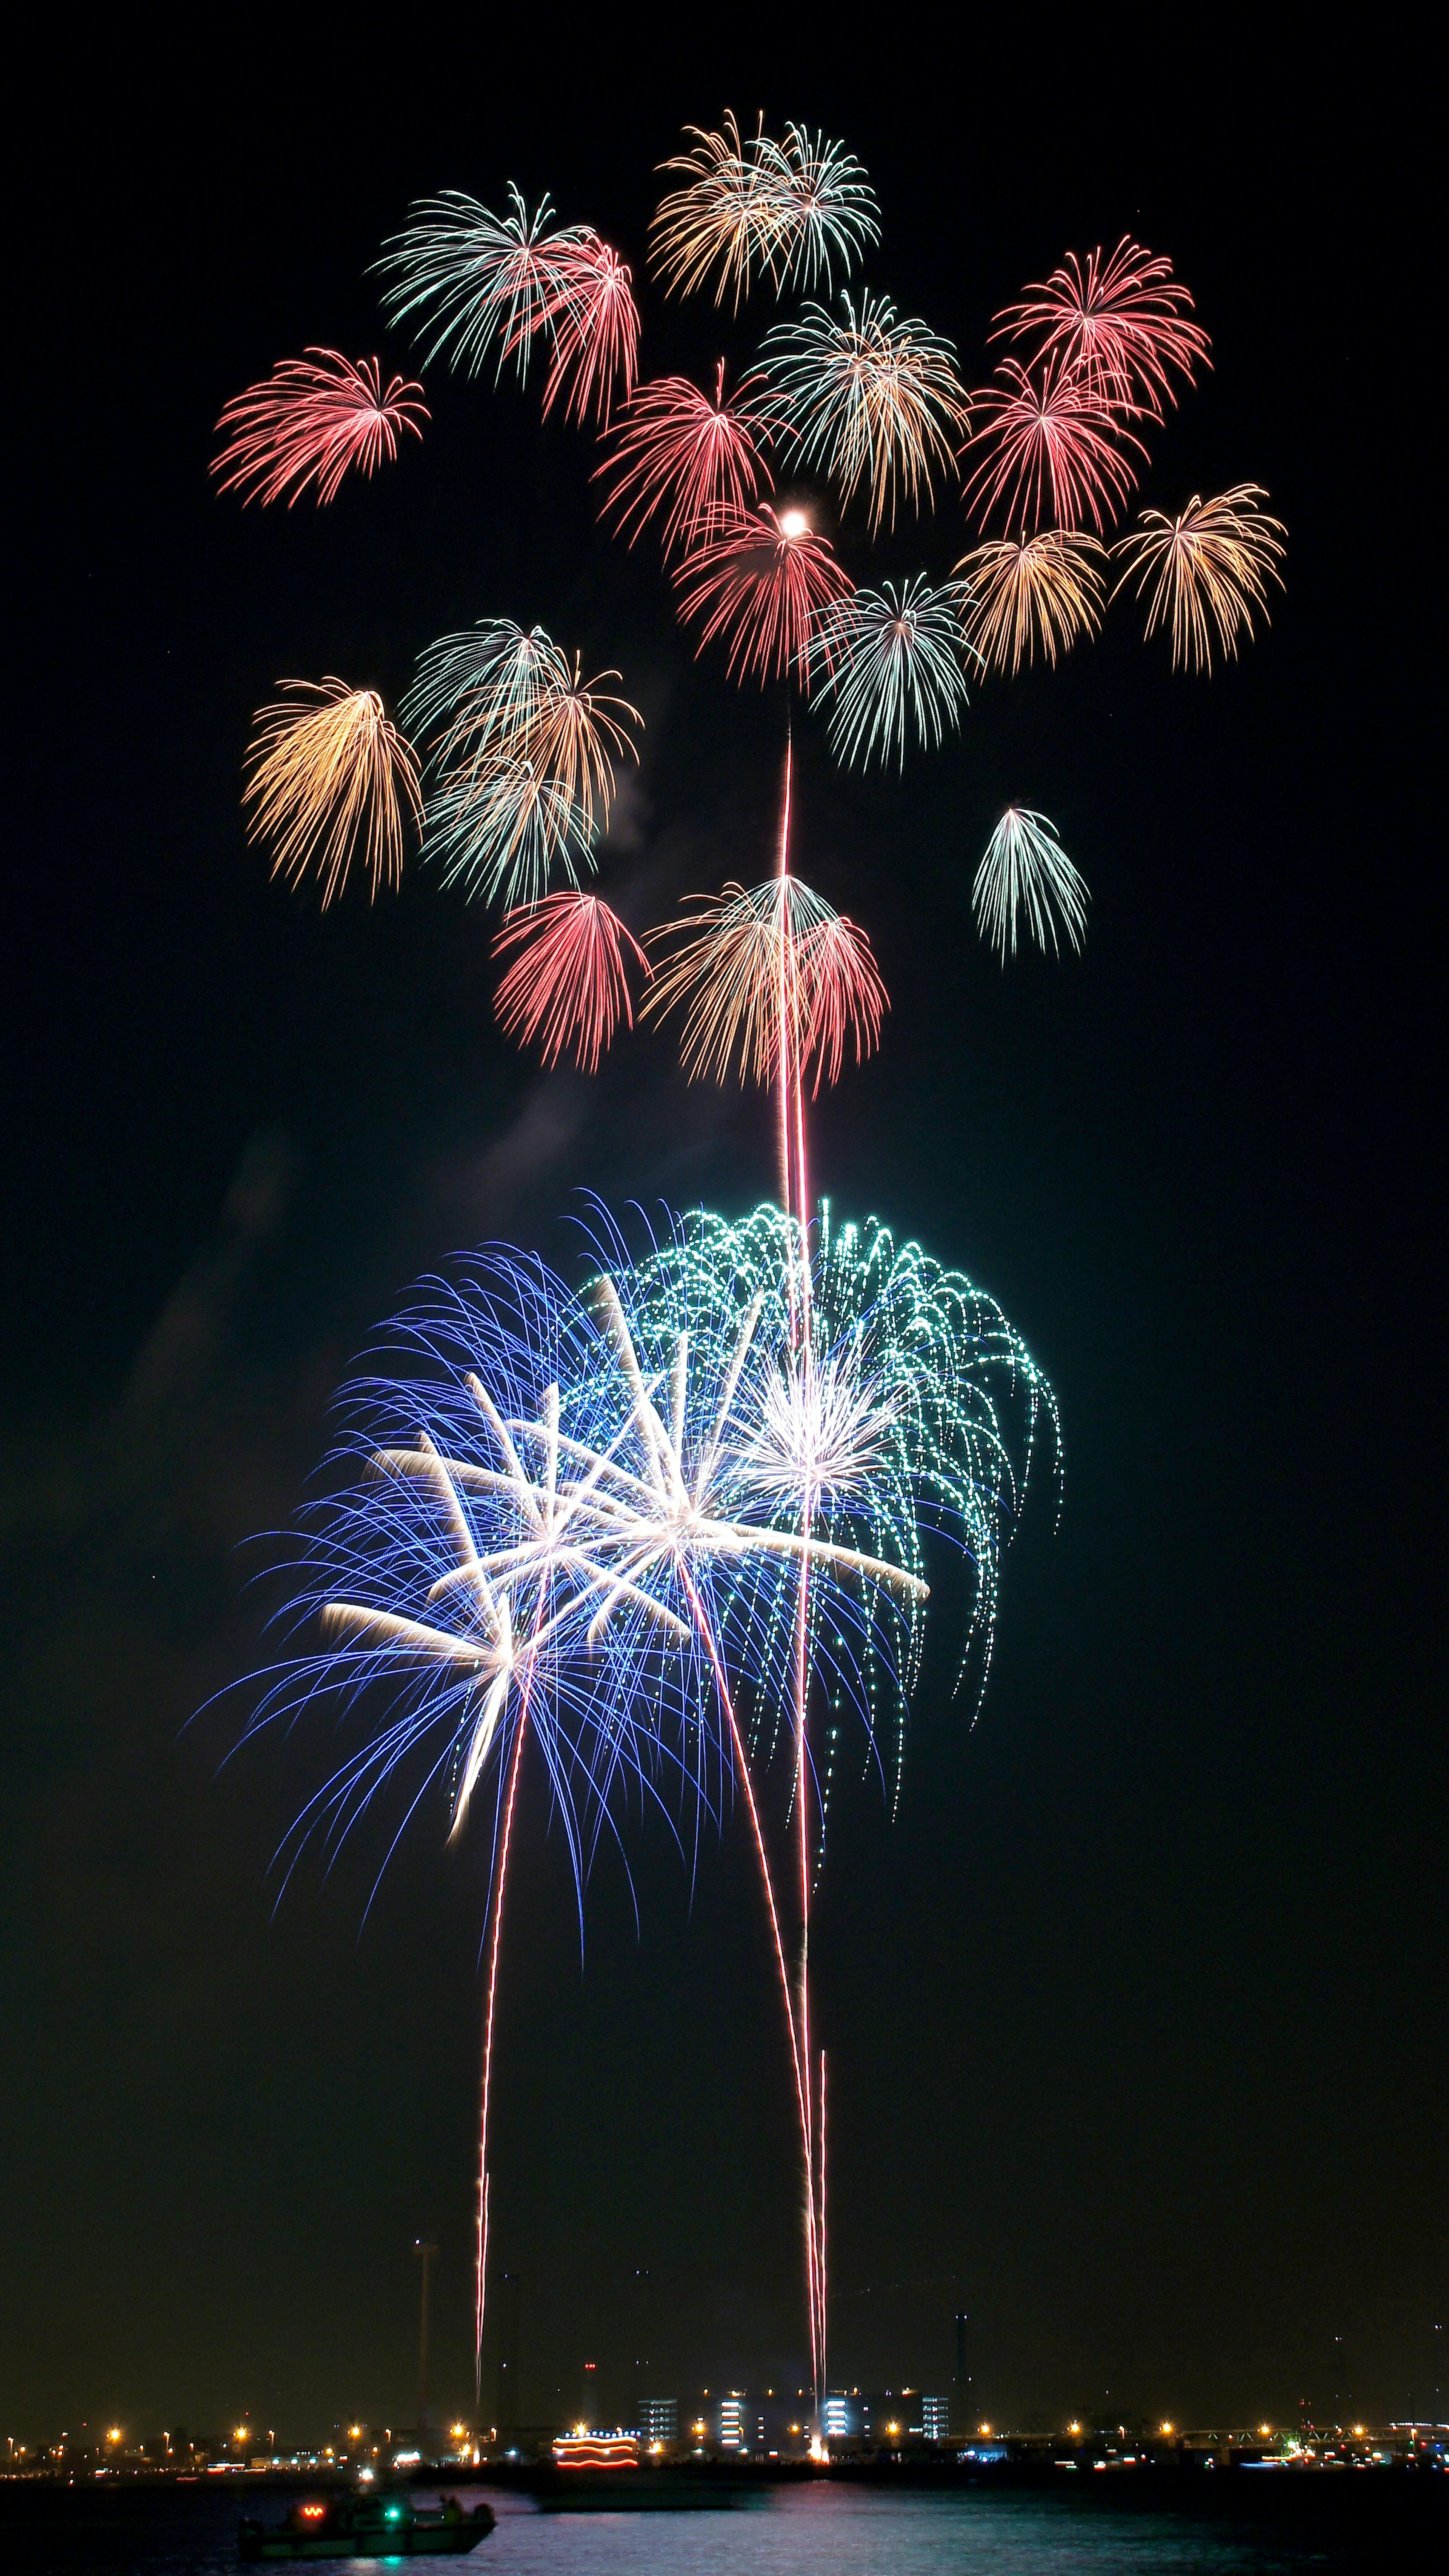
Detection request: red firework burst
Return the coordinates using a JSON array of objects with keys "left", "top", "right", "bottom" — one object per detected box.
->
[
  {"left": 535, "top": 233, "right": 641, "bottom": 429},
  {"left": 212, "top": 351, "right": 427, "bottom": 507},
  {"left": 595, "top": 362, "right": 772, "bottom": 557},
  {"left": 993, "top": 238, "right": 1210, "bottom": 415},
  {"left": 962, "top": 356, "right": 1145, "bottom": 536},
  {"left": 493, "top": 892, "right": 650, "bottom": 1071},
  {"left": 673, "top": 505, "right": 853, "bottom": 686}
]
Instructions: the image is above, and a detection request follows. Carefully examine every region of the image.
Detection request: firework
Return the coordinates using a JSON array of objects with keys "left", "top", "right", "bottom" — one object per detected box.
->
[
  {"left": 807, "top": 576, "right": 972, "bottom": 768},
  {"left": 402, "top": 622, "right": 642, "bottom": 908},
  {"left": 379, "top": 187, "right": 586, "bottom": 380},
  {"left": 774, "top": 125, "right": 881, "bottom": 288},
  {"left": 1112, "top": 485, "right": 1287, "bottom": 673},
  {"left": 757, "top": 292, "right": 970, "bottom": 534},
  {"left": 955, "top": 531, "right": 1106, "bottom": 677},
  {"left": 973, "top": 806, "right": 1089, "bottom": 959},
  {"left": 962, "top": 356, "right": 1144, "bottom": 536},
  {"left": 644, "top": 876, "right": 886, "bottom": 1095},
  {"left": 994, "top": 239, "right": 1210, "bottom": 415},
  {"left": 212, "top": 351, "right": 427, "bottom": 508},
  {"left": 649, "top": 112, "right": 791, "bottom": 307},
  {"left": 242, "top": 680, "right": 422, "bottom": 906},
  {"left": 540, "top": 233, "right": 641, "bottom": 429},
  {"left": 595, "top": 362, "right": 772, "bottom": 557},
  {"left": 674, "top": 505, "right": 853, "bottom": 686},
  {"left": 494, "top": 892, "right": 650, "bottom": 1071}
]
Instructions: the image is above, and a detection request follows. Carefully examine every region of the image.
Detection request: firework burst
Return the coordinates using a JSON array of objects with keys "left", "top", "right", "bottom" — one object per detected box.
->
[
  {"left": 1112, "top": 485, "right": 1287, "bottom": 672},
  {"left": 773, "top": 124, "right": 881, "bottom": 288},
  {"left": 643, "top": 876, "right": 887, "bottom": 1095},
  {"left": 595, "top": 362, "right": 772, "bottom": 557},
  {"left": 674, "top": 505, "right": 853, "bottom": 686},
  {"left": 955, "top": 531, "right": 1106, "bottom": 677},
  {"left": 540, "top": 233, "right": 640, "bottom": 428},
  {"left": 379, "top": 187, "right": 587, "bottom": 380},
  {"left": 494, "top": 892, "right": 650, "bottom": 1071},
  {"left": 242, "top": 680, "right": 423, "bottom": 906},
  {"left": 807, "top": 576, "right": 973, "bottom": 768},
  {"left": 757, "top": 291, "right": 971, "bottom": 534},
  {"left": 963, "top": 355, "right": 1144, "bottom": 536},
  {"left": 649, "top": 112, "right": 790, "bottom": 307},
  {"left": 402, "top": 622, "right": 642, "bottom": 907},
  {"left": 212, "top": 351, "right": 427, "bottom": 508},
  {"left": 994, "top": 238, "right": 1210, "bottom": 415},
  {"left": 974, "top": 806, "right": 1089, "bottom": 959}
]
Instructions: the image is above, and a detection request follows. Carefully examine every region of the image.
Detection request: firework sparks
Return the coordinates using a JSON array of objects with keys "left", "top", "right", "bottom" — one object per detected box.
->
[
  {"left": 774, "top": 125, "right": 881, "bottom": 288},
  {"left": 973, "top": 806, "right": 1089, "bottom": 959},
  {"left": 540, "top": 233, "right": 641, "bottom": 429},
  {"left": 807, "top": 576, "right": 972, "bottom": 768},
  {"left": 402, "top": 622, "right": 642, "bottom": 908},
  {"left": 994, "top": 239, "right": 1211, "bottom": 415},
  {"left": 644, "top": 876, "right": 886, "bottom": 1095},
  {"left": 494, "top": 892, "right": 650, "bottom": 1071},
  {"left": 650, "top": 112, "right": 788, "bottom": 306},
  {"left": 212, "top": 351, "right": 427, "bottom": 508},
  {"left": 757, "top": 292, "right": 970, "bottom": 534},
  {"left": 242, "top": 680, "right": 422, "bottom": 906},
  {"left": 963, "top": 355, "right": 1144, "bottom": 536},
  {"left": 1112, "top": 485, "right": 1287, "bottom": 672},
  {"left": 955, "top": 531, "right": 1106, "bottom": 677},
  {"left": 379, "top": 187, "right": 587, "bottom": 380},
  {"left": 674, "top": 505, "right": 853, "bottom": 686},
  {"left": 595, "top": 362, "right": 772, "bottom": 557}
]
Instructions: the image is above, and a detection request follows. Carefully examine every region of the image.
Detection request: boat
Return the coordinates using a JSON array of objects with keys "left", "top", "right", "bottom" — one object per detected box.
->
[{"left": 238, "top": 2491, "right": 494, "bottom": 2559}]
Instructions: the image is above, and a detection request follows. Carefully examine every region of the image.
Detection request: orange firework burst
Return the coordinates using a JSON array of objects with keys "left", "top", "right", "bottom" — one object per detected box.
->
[
  {"left": 596, "top": 362, "right": 772, "bottom": 557},
  {"left": 242, "top": 680, "right": 423, "bottom": 905},
  {"left": 674, "top": 506, "right": 853, "bottom": 687},
  {"left": 212, "top": 351, "right": 427, "bottom": 507},
  {"left": 1112, "top": 486, "right": 1287, "bottom": 672},
  {"left": 494, "top": 892, "right": 650, "bottom": 1071},
  {"left": 643, "top": 876, "right": 886, "bottom": 1095},
  {"left": 955, "top": 531, "right": 1107, "bottom": 677},
  {"left": 649, "top": 112, "right": 789, "bottom": 308}
]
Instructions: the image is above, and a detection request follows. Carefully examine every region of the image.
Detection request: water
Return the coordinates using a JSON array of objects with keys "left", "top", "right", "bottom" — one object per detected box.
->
[{"left": 2, "top": 2474, "right": 1443, "bottom": 2573}]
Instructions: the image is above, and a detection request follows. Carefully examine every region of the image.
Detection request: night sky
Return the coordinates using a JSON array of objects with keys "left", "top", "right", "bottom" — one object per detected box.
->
[{"left": 4, "top": 29, "right": 1441, "bottom": 2446}]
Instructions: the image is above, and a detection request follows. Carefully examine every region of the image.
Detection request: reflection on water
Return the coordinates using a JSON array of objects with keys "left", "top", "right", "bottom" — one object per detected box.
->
[{"left": 2, "top": 2473, "right": 1443, "bottom": 2574}]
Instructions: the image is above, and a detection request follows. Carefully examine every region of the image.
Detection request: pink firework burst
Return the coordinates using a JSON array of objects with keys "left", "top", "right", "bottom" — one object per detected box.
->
[
  {"left": 673, "top": 505, "right": 853, "bottom": 687},
  {"left": 962, "top": 356, "right": 1145, "bottom": 536},
  {"left": 493, "top": 891, "right": 650, "bottom": 1071},
  {"left": 993, "top": 238, "right": 1210, "bottom": 415},
  {"left": 212, "top": 351, "right": 427, "bottom": 507},
  {"left": 534, "top": 233, "right": 641, "bottom": 429},
  {"left": 797, "top": 910, "right": 889, "bottom": 1093},
  {"left": 595, "top": 362, "right": 772, "bottom": 558}
]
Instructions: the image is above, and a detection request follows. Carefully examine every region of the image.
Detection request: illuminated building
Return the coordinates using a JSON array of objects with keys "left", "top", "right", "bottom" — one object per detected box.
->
[
  {"left": 639, "top": 2398, "right": 676, "bottom": 2444},
  {"left": 922, "top": 2395, "right": 951, "bottom": 2441},
  {"left": 717, "top": 2394, "right": 749, "bottom": 2450}
]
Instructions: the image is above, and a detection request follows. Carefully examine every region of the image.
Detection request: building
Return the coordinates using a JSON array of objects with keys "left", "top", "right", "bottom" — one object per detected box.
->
[
  {"left": 922, "top": 2395, "right": 950, "bottom": 2442},
  {"left": 639, "top": 2397, "right": 676, "bottom": 2445},
  {"left": 717, "top": 2394, "right": 749, "bottom": 2450}
]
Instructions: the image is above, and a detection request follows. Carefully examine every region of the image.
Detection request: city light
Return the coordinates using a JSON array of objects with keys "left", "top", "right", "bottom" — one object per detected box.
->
[
  {"left": 106, "top": 2429, "right": 122, "bottom": 2445},
  {"left": 1160, "top": 2420, "right": 1174, "bottom": 2434}
]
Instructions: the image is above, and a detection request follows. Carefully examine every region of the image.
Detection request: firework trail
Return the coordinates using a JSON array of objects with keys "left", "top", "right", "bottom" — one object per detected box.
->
[
  {"left": 212, "top": 351, "right": 427, "bottom": 508},
  {"left": 955, "top": 531, "right": 1106, "bottom": 677},
  {"left": 974, "top": 807, "right": 1089, "bottom": 958},
  {"left": 756, "top": 291, "right": 971, "bottom": 534},
  {"left": 596, "top": 362, "right": 773, "bottom": 557},
  {"left": 994, "top": 239, "right": 1211, "bottom": 415},
  {"left": 807, "top": 576, "right": 973, "bottom": 768},
  {"left": 674, "top": 505, "right": 853, "bottom": 686},
  {"left": 963, "top": 355, "right": 1145, "bottom": 536},
  {"left": 494, "top": 891, "right": 650, "bottom": 1070},
  {"left": 242, "top": 680, "right": 422, "bottom": 906},
  {"left": 1112, "top": 486, "right": 1287, "bottom": 672}
]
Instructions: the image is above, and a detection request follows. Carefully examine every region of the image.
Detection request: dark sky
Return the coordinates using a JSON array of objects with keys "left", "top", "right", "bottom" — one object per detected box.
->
[{"left": 3, "top": 25, "right": 1440, "bottom": 2445}]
